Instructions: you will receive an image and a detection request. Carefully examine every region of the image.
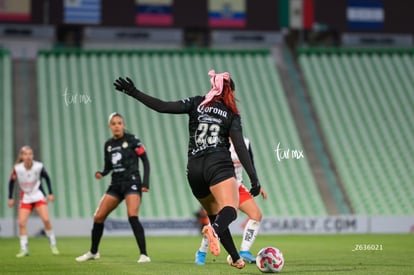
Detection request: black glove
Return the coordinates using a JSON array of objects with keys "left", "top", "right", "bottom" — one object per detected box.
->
[
  {"left": 113, "top": 77, "right": 137, "bottom": 96},
  {"left": 249, "top": 181, "right": 261, "bottom": 197}
]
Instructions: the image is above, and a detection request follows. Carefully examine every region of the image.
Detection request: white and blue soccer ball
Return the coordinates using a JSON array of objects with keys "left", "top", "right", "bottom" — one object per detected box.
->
[{"left": 256, "top": 246, "right": 284, "bottom": 273}]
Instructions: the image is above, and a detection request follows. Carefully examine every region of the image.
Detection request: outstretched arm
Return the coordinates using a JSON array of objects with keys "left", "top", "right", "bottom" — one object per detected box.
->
[{"left": 114, "top": 77, "right": 186, "bottom": 114}]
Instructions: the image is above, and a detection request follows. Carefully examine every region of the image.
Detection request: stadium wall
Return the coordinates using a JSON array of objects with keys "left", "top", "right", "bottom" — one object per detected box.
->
[{"left": 1, "top": 216, "right": 413, "bottom": 237}]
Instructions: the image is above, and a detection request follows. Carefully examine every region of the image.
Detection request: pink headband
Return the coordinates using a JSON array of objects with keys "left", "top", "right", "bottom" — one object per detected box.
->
[{"left": 199, "top": 69, "right": 230, "bottom": 107}]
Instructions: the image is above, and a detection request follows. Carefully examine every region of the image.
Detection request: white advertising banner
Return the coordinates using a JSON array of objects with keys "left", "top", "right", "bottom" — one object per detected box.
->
[
  {"left": 230, "top": 216, "right": 370, "bottom": 235},
  {"left": 1, "top": 216, "right": 413, "bottom": 237},
  {"left": 370, "top": 216, "right": 414, "bottom": 233}
]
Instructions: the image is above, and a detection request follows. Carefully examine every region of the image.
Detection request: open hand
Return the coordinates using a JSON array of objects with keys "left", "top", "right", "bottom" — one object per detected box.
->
[{"left": 114, "top": 77, "right": 137, "bottom": 95}]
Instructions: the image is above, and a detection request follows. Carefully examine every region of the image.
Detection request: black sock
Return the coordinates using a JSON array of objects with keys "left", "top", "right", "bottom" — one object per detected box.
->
[
  {"left": 90, "top": 222, "right": 104, "bottom": 254},
  {"left": 211, "top": 206, "right": 237, "bottom": 234},
  {"left": 218, "top": 228, "right": 240, "bottom": 263},
  {"left": 208, "top": 214, "right": 217, "bottom": 225},
  {"left": 128, "top": 216, "right": 147, "bottom": 256}
]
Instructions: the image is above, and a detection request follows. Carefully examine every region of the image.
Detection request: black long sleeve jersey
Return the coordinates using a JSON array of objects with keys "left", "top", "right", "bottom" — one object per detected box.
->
[
  {"left": 125, "top": 90, "right": 259, "bottom": 185},
  {"left": 100, "top": 133, "right": 150, "bottom": 188}
]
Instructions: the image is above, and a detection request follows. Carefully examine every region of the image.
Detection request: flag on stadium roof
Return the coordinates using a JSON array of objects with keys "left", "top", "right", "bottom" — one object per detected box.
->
[
  {"left": 135, "top": 0, "right": 173, "bottom": 26},
  {"left": 64, "top": 0, "right": 101, "bottom": 24},
  {"left": 347, "top": 0, "right": 384, "bottom": 30},
  {"left": 0, "top": 0, "right": 31, "bottom": 22},
  {"left": 208, "top": 0, "right": 246, "bottom": 28},
  {"left": 279, "top": 0, "right": 314, "bottom": 30}
]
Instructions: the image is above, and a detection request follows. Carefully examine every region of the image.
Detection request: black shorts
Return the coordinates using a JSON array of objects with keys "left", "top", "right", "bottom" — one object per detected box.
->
[
  {"left": 106, "top": 179, "right": 142, "bottom": 201},
  {"left": 187, "top": 151, "right": 235, "bottom": 199}
]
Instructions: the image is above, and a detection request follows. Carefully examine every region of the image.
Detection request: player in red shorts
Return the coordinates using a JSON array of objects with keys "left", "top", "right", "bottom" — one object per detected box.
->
[
  {"left": 195, "top": 137, "right": 267, "bottom": 265},
  {"left": 8, "top": 146, "right": 59, "bottom": 257}
]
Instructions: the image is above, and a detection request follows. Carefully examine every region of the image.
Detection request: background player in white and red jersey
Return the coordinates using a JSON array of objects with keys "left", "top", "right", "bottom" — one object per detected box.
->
[
  {"left": 8, "top": 146, "right": 59, "bottom": 258},
  {"left": 195, "top": 137, "right": 267, "bottom": 264}
]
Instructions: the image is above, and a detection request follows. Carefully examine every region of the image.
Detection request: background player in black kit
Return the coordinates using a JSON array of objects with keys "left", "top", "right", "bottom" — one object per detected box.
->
[
  {"left": 114, "top": 70, "right": 262, "bottom": 270},
  {"left": 76, "top": 112, "right": 151, "bottom": 263}
]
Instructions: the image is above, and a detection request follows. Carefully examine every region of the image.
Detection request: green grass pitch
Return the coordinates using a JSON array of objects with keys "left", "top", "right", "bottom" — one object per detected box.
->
[{"left": 1, "top": 234, "right": 413, "bottom": 274}]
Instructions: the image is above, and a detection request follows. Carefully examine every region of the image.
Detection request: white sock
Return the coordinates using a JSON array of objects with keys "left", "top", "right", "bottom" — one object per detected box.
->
[
  {"left": 45, "top": 229, "right": 57, "bottom": 246},
  {"left": 240, "top": 219, "right": 261, "bottom": 251},
  {"left": 198, "top": 235, "right": 209, "bottom": 253},
  {"left": 20, "top": 235, "right": 28, "bottom": 251}
]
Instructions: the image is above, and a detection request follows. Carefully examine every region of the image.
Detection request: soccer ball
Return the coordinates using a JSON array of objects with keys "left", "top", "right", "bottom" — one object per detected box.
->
[{"left": 256, "top": 246, "right": 284, "bottom": 273}]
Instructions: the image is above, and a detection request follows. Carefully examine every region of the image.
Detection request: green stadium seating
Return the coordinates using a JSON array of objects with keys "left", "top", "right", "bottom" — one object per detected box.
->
[
  {"left": 298, "top": 48, "right": 414, "bottom": 215},
  {"left": 37, "top": 49, "right": 327, "bottom": 219},
  {"left": 0, "top": 50, "right": 13, "bottom": 219}
]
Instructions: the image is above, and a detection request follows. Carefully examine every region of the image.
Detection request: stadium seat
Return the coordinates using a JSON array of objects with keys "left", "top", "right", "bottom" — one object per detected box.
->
[
  {"left": 0, "top": 50, "right": 13, "bottom": 219},
  {"left": 37, "top": 49, "right": 327, "bottom": 219},
  {"left": 299, "top": 48, "right": 414, "bottom": 215}
]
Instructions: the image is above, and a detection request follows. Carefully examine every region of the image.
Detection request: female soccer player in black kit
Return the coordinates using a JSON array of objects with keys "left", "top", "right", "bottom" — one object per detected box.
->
[
  {"left": 76, "top": 113, "right": 151, "bottom": 263},
  {"left": 114, "top": 70, "right": 262, "bottom": 269}
]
